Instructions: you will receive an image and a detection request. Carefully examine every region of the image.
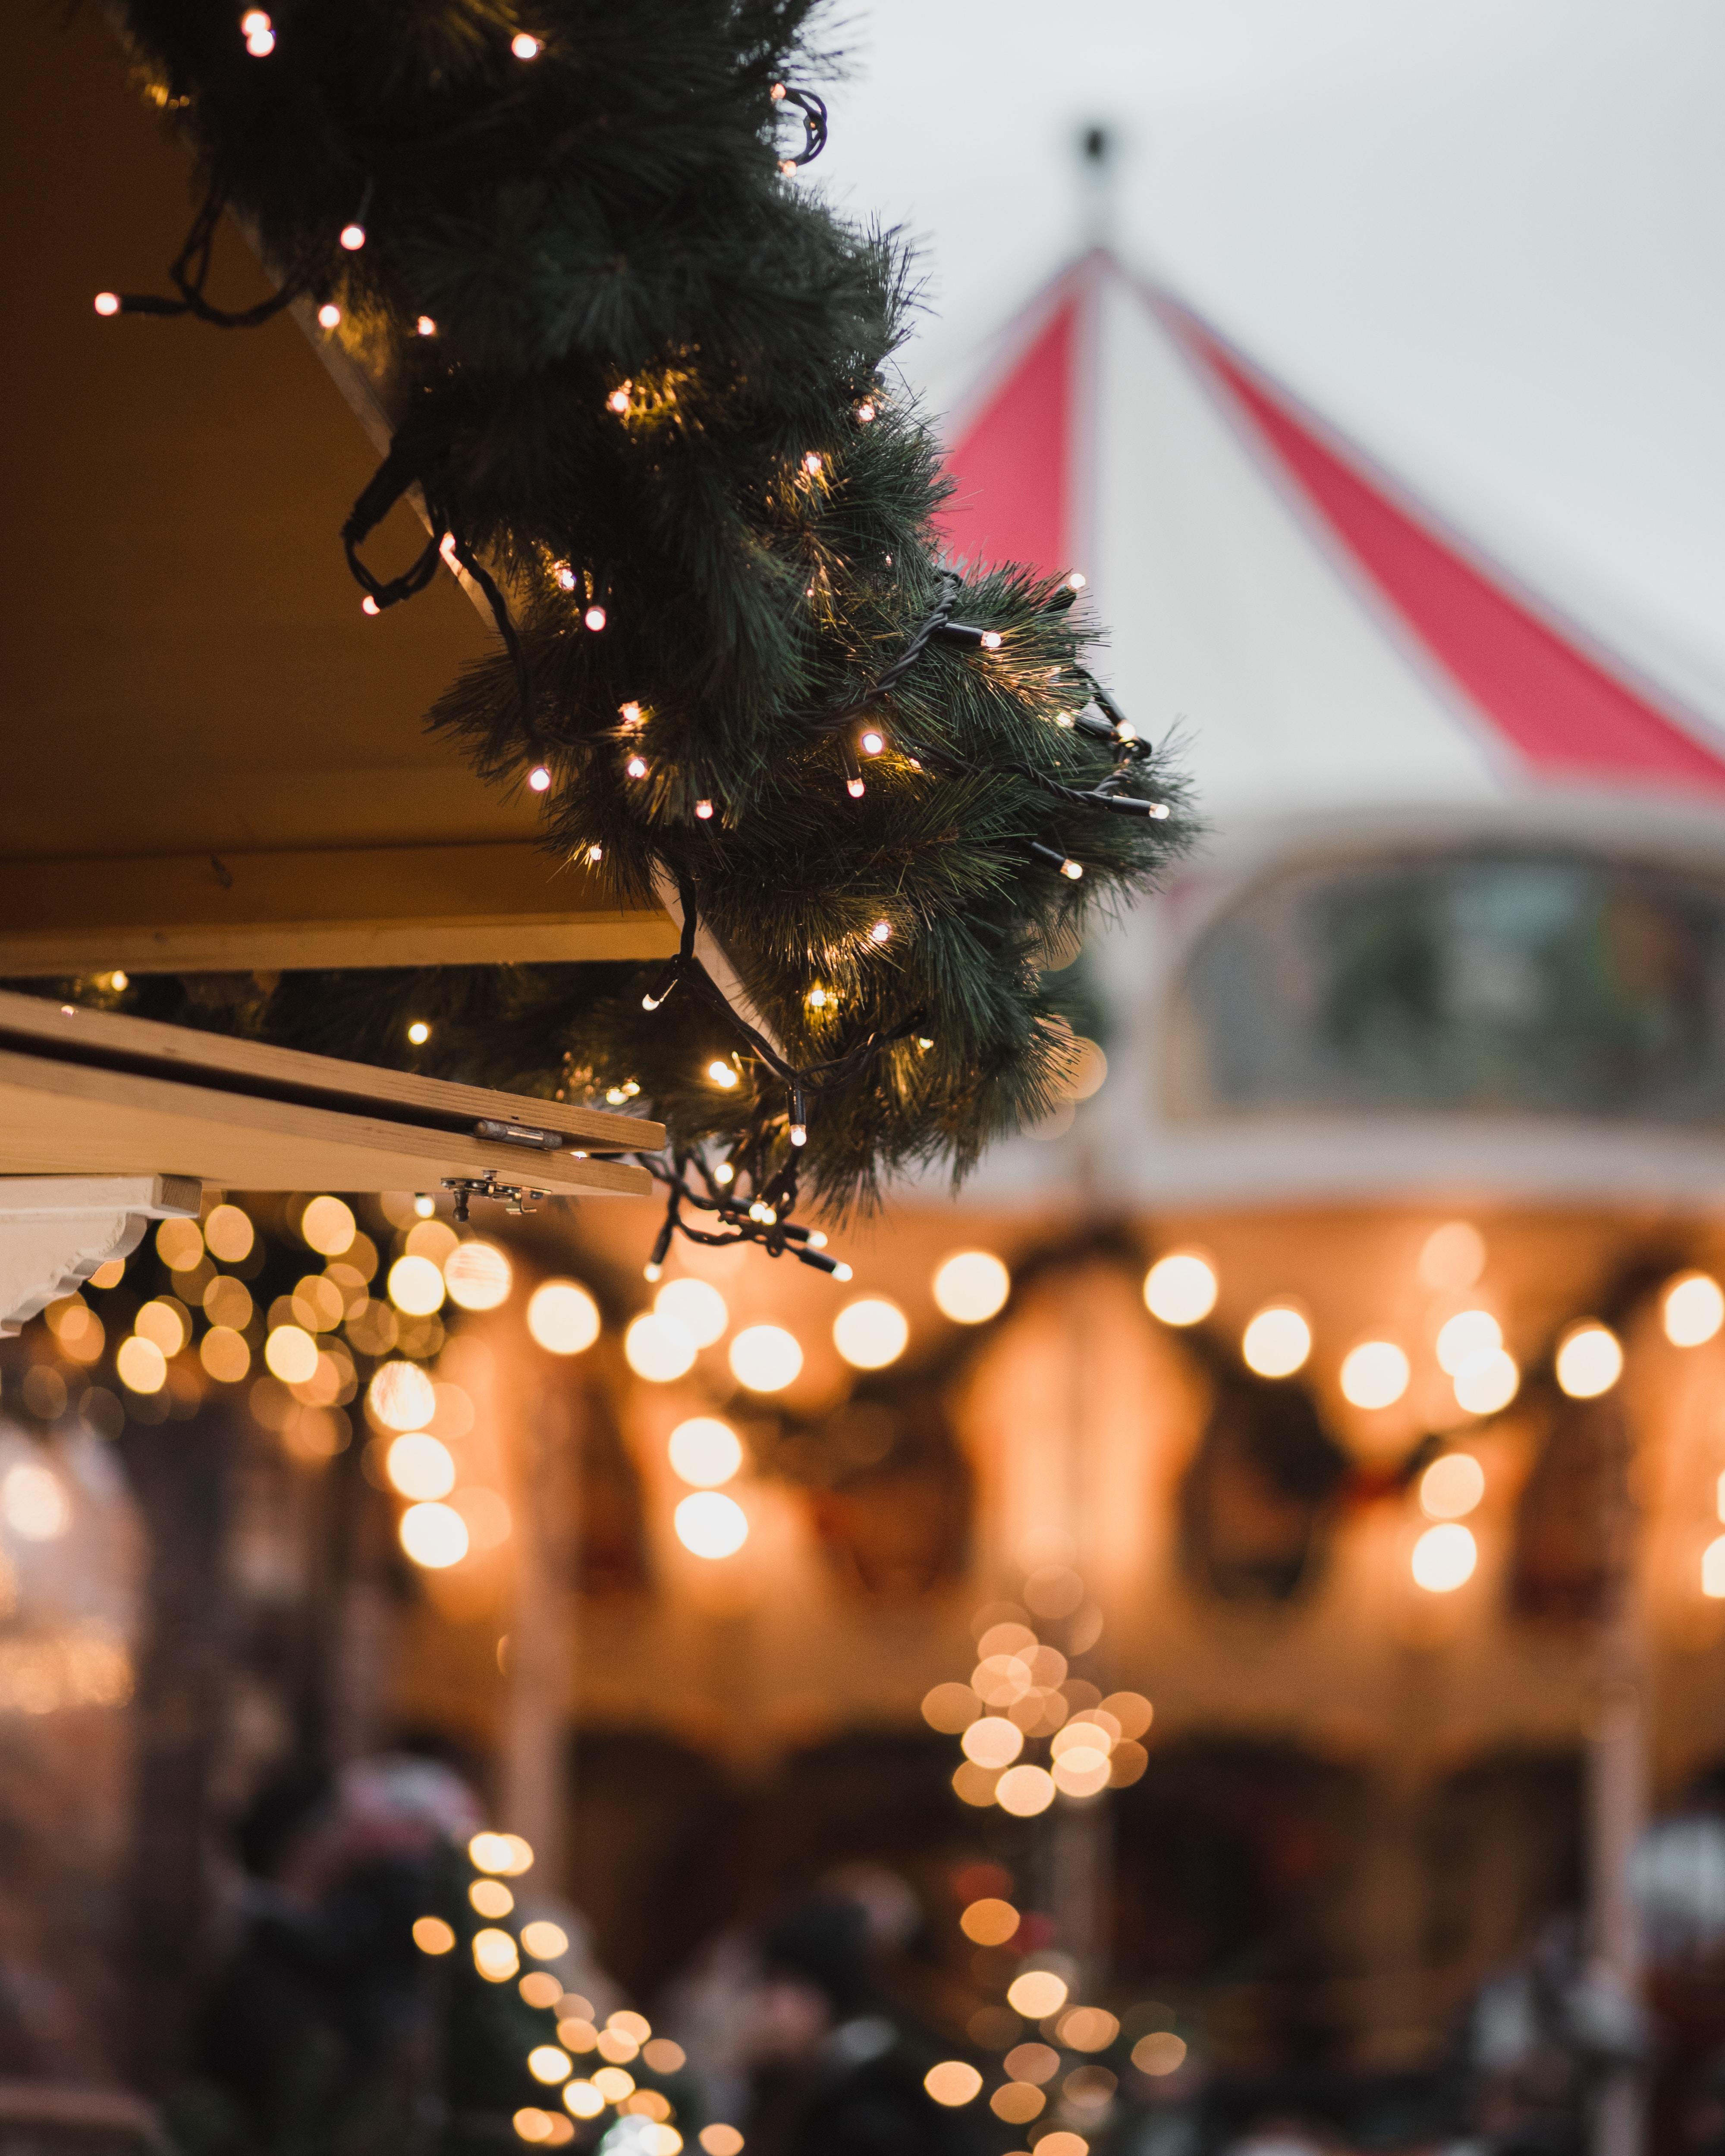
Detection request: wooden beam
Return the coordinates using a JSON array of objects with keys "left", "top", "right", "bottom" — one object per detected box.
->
[{"left": 0, "top": 845, "right": 679, "bottom": 975}]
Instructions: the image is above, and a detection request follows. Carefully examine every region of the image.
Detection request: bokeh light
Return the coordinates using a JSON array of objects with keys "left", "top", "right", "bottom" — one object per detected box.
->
[
  {"left": 301, "top": 1196, "right": 356, "bottom": 1256},
  {"left": 445, "top": 1241, "right": 513, "bottom": 1311},
  {"left": 1703, "top": 1536, "right": 1725, "bottom": 1598},
  {"left": 655, "top": 1278, "right": 729, "bottom": 1347},
  {"left": 1, "top": 1465, "right": 69, "bottom": 1541},
  {"left": 473, "top": 1928, "right": 519, "bottom": 1981},
  {"left": 1555, "top": 1322, "right": 1623, "bottom": 1400},
  {"left": 698, "top": 2130, "right": 743, "bottom": 2156},
  {"left": 674, "top": 1491, "right": 748, "bottom": 1558},
  {"left": 369, "top": 1360, "right": 437, "bottom": 1431},
  {"left": 995, "top": 1766, "right": 1056, "bottom": 1819},
  {"left": 203, "top": 1204, "right": 255, "bottom": 1262},
  {"left": 1453, "top": 1349, "right": 1518, "bottom": 1415},
  {"left": 1005, "top": 1970, "right": 1069, "bottom": 2019},
  {"left": 1412, "top": 1522, "right": 1477, "bottom": 1593},
  {"left": 1142, "top": 1253, "right": 1217, "bottom": 1326},
  {"left": 155, "top": 1218, "right": 203, "bottom": 1271},
  {"left": 625, "top": 1312, "right": 698, "bottom": 1382},
  {"left": 1059, "top": 2009, "right": 1120, "bottom": 2052},
  {"left": 1419, "top": 1220, "right": 1486, "bottom": 1292},
  {"left": 1339, "top": 1341, "right": 1410, "bottom": 1409},
  {"left": 921, "top": 1682, "right": 981, "bottom": 1733},
  {"left": 386, "top": 1432, "right": 456, "bottom": 1500},
  {"left": 136, "top": 1299, "right": 187, "bottom": 1357},
  {"left": 116, "top": 1336, "right": 168, "bottom": 1394},
  {"left": 200, "top": 1326, "right": 251, "bottom": 1382},
  {"left": 924, "top": 2063, "right": 983, "bottom": 2107},
  {"left": 833, "top": 1296, "right": 909, "bottom": 1369},
  {"left": 961, "top": 1717, "right": 1024, "bottom": 1770},
  {"left": 399, "top": 1502, "right": 469, "bottom": 1568},
  {"left": 959, "top": 1898, "right": 1019, "bottom": 1946},
  {"left": 413, "top": 1917, "right": 456, "bottom": 1955},
  {"left": 1241, "top": 1305, "right": 1310, "bottom": 1378},
  {"left": 1420, "top": 1453, "right": 1485, "bottom": 1520},
  {"left": 668, "top": 1418, "right": 743, "bottom": 1487},
  {"left": 1132, "top": 2033, "right": 1188, "bottom": 2076},
  {"left": 1005, "top": 2044, "right": 1061, "bottom": 2085},
  {"left": 563, "top": 2084, "right": 604, "bottom": 2119},
  {"left": 1665, "top": 1271, "right": 1725, "bottom": 1348},
  {"left": 991, "top": 2085, "right": 1045, "bottom": 2124},
  {"left": 1435, "top": 1309, "right": 1501, "bottom": 1374},
  {"left": 932, "top": 1251, "right": 1010, "bottom": 1324},
  {"left": 528, "top": 1280, "right": 601, "bottom": 1355},
  {"left": 389, "top": 1255, "right": 446, "bottom": 1316},
  {"left": 471, "top": 1879, "right": 514, "bottom": 1916},
  {"left": 524, "top": 1920, "right": 570, "bottom": 1959},
  {"left": 728, "top": 1324, "right": 802, "bottom": 1392}
]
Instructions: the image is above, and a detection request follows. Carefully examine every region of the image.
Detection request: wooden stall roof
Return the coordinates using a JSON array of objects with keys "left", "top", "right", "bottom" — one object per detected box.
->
[{"left": 0, "top": 9, "right": 676, "bottom": 976}]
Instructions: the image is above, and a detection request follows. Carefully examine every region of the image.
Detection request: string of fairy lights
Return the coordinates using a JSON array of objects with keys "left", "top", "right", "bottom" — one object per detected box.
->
[{"left": 91, "top": 21, "right": 1176, "bottom": 1282}]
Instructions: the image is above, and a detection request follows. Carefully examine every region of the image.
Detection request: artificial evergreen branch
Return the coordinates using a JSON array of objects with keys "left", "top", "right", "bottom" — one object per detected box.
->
[{"left": 91, "top": 0, "right": 1195, "bottom": 1233}]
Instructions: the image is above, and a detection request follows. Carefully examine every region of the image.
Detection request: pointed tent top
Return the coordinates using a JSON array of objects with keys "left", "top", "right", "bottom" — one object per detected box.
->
[{"left": 935, "top": 251, "right": 1725, "bottom": 825}]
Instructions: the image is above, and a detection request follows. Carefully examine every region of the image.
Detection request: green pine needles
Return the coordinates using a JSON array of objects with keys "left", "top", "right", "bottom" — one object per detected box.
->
[{"left": 100, "top": 0, "right": 1193, "bottom": 1226}]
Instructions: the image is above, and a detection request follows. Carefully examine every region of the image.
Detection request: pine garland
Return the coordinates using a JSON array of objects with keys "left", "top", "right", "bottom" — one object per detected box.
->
[{"left": 95, "top": 0, "right": 1194, "bottom": 1234}]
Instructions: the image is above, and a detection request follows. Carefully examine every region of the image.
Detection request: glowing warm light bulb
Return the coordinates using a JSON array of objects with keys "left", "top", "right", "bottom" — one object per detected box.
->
[
  {"left": 626, "top": 756, "right": 648, "bottom": 779},
  {"left": 316, "top": 300, "right": 342, "bottom": 329},
  {"left": 584, "top": 605, "right": 607, "bottom": 631},
  {"left": 803, "top": 452, "right": 823, "bottom": 476},
  {"left": 1060, "top": 859, "right": 1084, "bottom": 880},
  {"left": 619, "top": 702, "right": 642, "bottom": 725},
  {"left": 1420, "top": 1452, "right": 1485, "bottom": 1519},
  {"left": 1066, "top": 571, "right": 1087, "bottom": 591},
  {"left": 1241, "top": 1305, "right": 1311, "bottom": 1378},
  {"left": 847, "top": 778, "right": 865, "bottom": 798},
  {"left": 386, "top": 1433, "right": 456, "bottom": 1501},
  {"left": 362, "top": 595, "right": 381, "bottom": 615},
  {"left": 624, "top": 1313, "right": 698, "bottom": 1383},
  {"left": 586, "top": 845, "right": 603, "bottom": 864},
  {"left": 979, "top": 630, "right": 1003, "bottom": 650},
  {"left": 729, "top": 1324, "right": 802, "bottom": 1392},
  {"left": 1144, "top": 1252, "right": 1217, "bottom": 1326},
  {"left": 1555, "top": 1322, "right": 1623, "bottom": 1400},
  {"left": 675, "top": 1491, "right": 749, "bottom": 1558},
  {"left": 1411, "top": 1522, "right": 1477, "bottom": 1593},
  {"left": 656, "top": 1277, "right": 728, "bottom": 1346},
  {"left": 860, "top": 729, "right": 885, "bottom": 756},
  {"left": 1665, "top": 1259, "right": 1716, "bottom": 1345},
  {"left": 833, "top": 1296, "right": 909, "bottom": 1370},
  {"left": 707, "top": 1060, "right": 739, "bottom": 1089},
  {"left": 713, "top": 1161, "right": 735, "bottom": 1186},
  {"left": 528, "top": 765, "right": 551, "bottom": 792},
  {"left": 1339, "top": 1341, "right": 1410, "bottom": 1410},
  {"left": 339, "top": 223, "right": 367, "bottom": 251},
  {"left": 1667, "top": 1271, "right": 1725, "bottom": 1347},
  {"left": 1436, "top": 1309, "right": 1500, "bottom": 1374},
  {"left": 94, "top": 292, "right": 121, "bottom": 316},
  {"left": 668, "top": 1417, "right": 743, "bottom": 1487},
  {"left": 855, "top": 400, "right": 876, "bottom": 423},
  {"left": 417, "top": 315, "right": 437, "bottom": 336},
  {"left": 512, "top": 32, "right": 542, "bottom": 57},
  {"left": 933, "top": 1250, "right": 1010, "bottom": 1324},
  {"left": 1453, "top": 1348, "right": 1518, "bottom": 1416},
  {"left": 607, "top": 388, "right": 630, "bottom": 414},
  {"left": 695, "top": 799, "right": 714, "bottom": 819},
  {"left": 554, "top": 563, "right": 578, "bottom": 591},
  {"left": 242, "top": 9, "right": 275, "bottom": 53},
  {"left": 868, "top": 920, "right": 892, "bottom": 943},
  {"left": 400, "top": 1502, "right": 470, "bottom": 1569}
]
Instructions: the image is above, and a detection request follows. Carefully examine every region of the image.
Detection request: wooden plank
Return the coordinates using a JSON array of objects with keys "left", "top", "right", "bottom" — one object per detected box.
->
[
  {"left": 0, "top": 989, "right": 664, "bottom": 1152},
  {"left": 0, "top": 844, "right": 680, "bottom": 974},
  {"left": 0, "top": 1048, "right": 651, "bottom": 1197}
]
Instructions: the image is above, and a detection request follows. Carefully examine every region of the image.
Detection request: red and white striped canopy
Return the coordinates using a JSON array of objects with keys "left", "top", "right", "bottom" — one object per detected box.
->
[{"left": 934, "top": 251, "right": 1725, "bottom": 835}]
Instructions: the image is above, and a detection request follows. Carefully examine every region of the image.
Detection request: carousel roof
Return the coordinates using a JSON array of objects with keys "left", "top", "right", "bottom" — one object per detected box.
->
[{"left": 935, "top": 250, "right": 1725, "bottom": 835}]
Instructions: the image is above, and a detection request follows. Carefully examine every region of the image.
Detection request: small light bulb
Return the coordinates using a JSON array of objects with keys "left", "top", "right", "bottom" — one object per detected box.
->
[
  {"left": 643, "top": 1260, "right": 663, "bottom": 1283},
  {"left": 834, "top": 1263, "right": 853, "bottom": 1282},
  {"left": 779, "top": 158, "right": 797, "bottom": 177},
  {"left": 803, "top": 452, "right": 823, "bottom": 476},
  {"left": 1115, "top": 721, "right": 1138, "bottom": 742},
  {"left": 554, "top": 563, "right": 577, "bottom": 591},
  {"left": 846, "top": 778, "right": 865, "bottom": 798},
  {"left": 789, "top": 1124, "right": 807, "bottom": 1147},
  {"left": 855, "top": 401, "right": 876, "bottom": 423},
  {"left": 707, "top": 1061, "right": 739, "bottom": 1089},
  {"left": 1067, "top": 571, "right": 1087, "bottom": 591},
  {"left": 528, "top": 765, "right": 551, "bottom": 792},
  {"left": 339, "top": 223, "right": 367, "bottom": 251},
  {"left": 1150, "top": 802, "right": 1171, "bottom": 819},
  {"left": 807, "top": 986, "right": 827, "bottom": 1008},
  {"left": 440, "top": 532, "right": 459, "bottom": 560},
  {"left": 416, "top": 315, "right": 437, "bottom": 336},
  {"left": 413, "top": 1195, "right": 435, "bottom": 1218},
  {"left": 860, "top": 730, "right": 885, "bottom": 755},
  {"left": 626, "top": 756, "right": 648, "bottom": 779},
  {"left": 244, "top": 19, "right": 275, "bottom": 54},
  {"left": 584, "top": 605, "right": 607, "bottom": 631},
  {"left": 586, "top": 844, "right": 603, "bottom": 864},
  {"left": 511, "top": 31, "right": 541, "bottom": 58},
  {"left": 916, "top": 1036, "right": 933, "bottom": 1050},
  {"left": 94, "top": 291, "right": 121, "bottom": 317},
  {"left": 316, "top": 301, "right": 341, "bottom": 329},
  {"left": 770, "top": 81, "right": 787, "bottom": 99},
  {"left": 1060, "top": 858, "right": 1084, "bottom": 880},
  {"left": 695, "top": 799, "right": 714, "bottom": 819},
  {"left": 714, "top": 1162, "right": 735, "bottom": 1186},
  {"left": 361, "top": 595, "right": 381, "bottom": 615},
  {"left": 808, "top": 1230, "right": 827, "bottom": 1249},
  {"left": 408, "top": 1020, "right": 431, "bottom": 1044},
  {"left": 869, "top": 920, "right": 891, "bottom": 944},
  {"left": 619, "top": 702, "right": 642, "bottom": 725},
  {"left": 979, "top": 630, "right": 1003, "bottom": 651},
  {"left": 240, "top": 8, "right": 270, "bottom": 29},
  {"left": 606, "top": 388, "right": 630, "bottom": 414}
]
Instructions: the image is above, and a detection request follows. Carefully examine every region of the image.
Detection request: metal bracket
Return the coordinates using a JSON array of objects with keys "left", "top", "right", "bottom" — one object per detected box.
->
[{"left": 441, "top": 1173, "right": 552, "bottom": 1223}]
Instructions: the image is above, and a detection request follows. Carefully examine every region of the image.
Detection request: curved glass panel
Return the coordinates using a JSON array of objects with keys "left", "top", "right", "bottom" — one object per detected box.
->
[{"left": 1169, "top": 847, "right": 1725, "bottom": 1124}]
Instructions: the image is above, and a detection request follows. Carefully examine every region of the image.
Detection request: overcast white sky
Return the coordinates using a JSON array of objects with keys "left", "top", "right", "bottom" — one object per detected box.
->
[{"left": 808, "top": 0, "right": 1725, "bottom": 702}]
